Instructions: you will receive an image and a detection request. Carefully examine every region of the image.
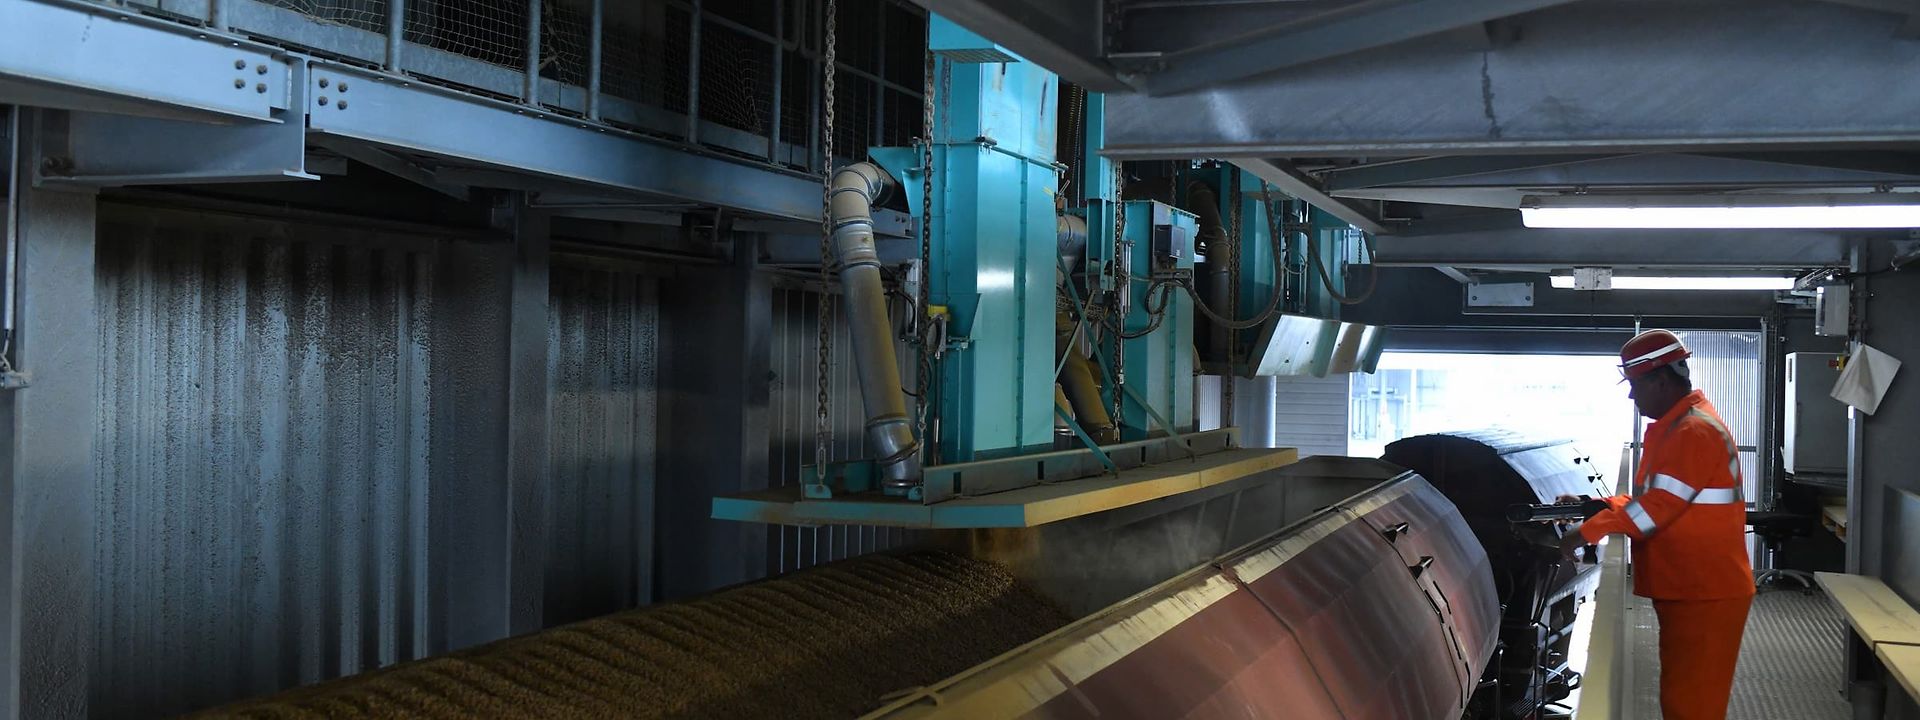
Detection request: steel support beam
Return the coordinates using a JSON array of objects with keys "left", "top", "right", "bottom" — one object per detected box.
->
[
  {"left": 426, "top": 199, "right": 550, "bottom": 650},
  {"left": 1327, "top": 154, "right": 1920, "bottom": 211},
  {"left": 0, "top": 0, "right": 288, "bottom": 123},
  {"left": 657, "top": 234, "right": 771, "bottom": 601},
  {"left": 1319, "top": 155, "right": 1619, "bottom": 191},
  {"left": 911, "top": 0, "right": 1122, "bottom": 91},
  {"left": 760, "top": 234, "right": 917, "bottom": 265},
  {"left": 33, "top": 60, "right": 313, "bottom": 186},
  {"left": 5, "top": 0, "right": 830, "bottom": 222},
  {"left": 1, "top": 111, "right": 97, "bottom": 720},
  {"left": 1330, "top": 153, "right": 1920, "bottom": 209},
  {"left": 1122, "top": 0, "right": 1582, "bottom": 96},
  {"left": 501, "top": 197, "right": 551, "bottom": 637},
  {"left": 313, "top": 137, "right": 469, "bottom": 201},
  {"left": 1374, "top": 226, "right": 1859, "bottom": 270},
  {"left": 1346, "top": 268, "right": 1772, "bottom": 330},
  {"left": 1467, "top": 284, "right": 1778, "bottom": 319},
  {"left": 1107, "top": 1, "right": 1920, "bottom": 157},
  {"left": 1231, "top": 158, "right": 1390, "bottom": 235},
  {"left": 307, "top": 62, "right": 825, "bottom": 221}
]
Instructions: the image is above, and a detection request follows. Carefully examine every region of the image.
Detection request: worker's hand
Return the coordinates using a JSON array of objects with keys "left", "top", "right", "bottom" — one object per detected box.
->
[
  {"left": 1550, "top": 495, "right": 1585, "bottom": 530},
  {"left": 1558, "top": 527, "right": 1589, "bottom": 561}
]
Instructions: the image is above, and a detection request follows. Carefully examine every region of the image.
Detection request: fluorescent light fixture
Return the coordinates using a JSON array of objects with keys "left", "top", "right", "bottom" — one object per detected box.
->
[
  {"left": 1521, "top": 193, "right": 1920, "bottom": 229},
  {"left": 1549, "top": 275, "right": 1795, "bottom": 291}
]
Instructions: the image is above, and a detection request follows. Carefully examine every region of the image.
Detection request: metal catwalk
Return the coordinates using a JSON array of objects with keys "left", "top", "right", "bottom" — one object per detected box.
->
[{"left": 1629, "top": 590, "right": 1851, "bottom": 719}]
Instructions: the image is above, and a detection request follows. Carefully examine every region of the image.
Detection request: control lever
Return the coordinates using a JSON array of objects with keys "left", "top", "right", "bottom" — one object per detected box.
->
[
  {"left": 1507, "top": 497, "right": 1609, "bottom": 564},
  {"left": 1506, "top": 498, "right": 1610, "bottom": 523}
]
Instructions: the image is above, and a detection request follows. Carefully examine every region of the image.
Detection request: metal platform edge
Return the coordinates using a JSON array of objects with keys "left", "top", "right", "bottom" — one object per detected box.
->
[{"left": 711, "top": 447, "right": 1302, "bottom": 529}]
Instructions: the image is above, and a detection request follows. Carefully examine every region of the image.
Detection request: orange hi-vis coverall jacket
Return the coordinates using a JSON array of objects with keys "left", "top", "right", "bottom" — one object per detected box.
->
[{"left": 1581, "top": 390, "right": 1754, "bottom": 720}]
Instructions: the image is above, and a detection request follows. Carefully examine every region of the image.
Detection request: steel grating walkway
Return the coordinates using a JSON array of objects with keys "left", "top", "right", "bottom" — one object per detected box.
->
[{"left": 1630, "top": 588, "right": 1853, "bottom": 719}]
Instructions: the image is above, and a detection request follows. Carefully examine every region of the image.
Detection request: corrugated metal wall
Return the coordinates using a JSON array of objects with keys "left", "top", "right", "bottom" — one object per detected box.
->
[
  {"left": 765, "top": 278, "right": 919, "bottom": 575},
  {"left": 1678, "top": 330, "right": 1764, "bottom": 500},
  {"left": 92, "top": 213, "right": 438, "bottom": 718},
  {"left": 544, "top": 264, "right": 660, "bottom": 625}
]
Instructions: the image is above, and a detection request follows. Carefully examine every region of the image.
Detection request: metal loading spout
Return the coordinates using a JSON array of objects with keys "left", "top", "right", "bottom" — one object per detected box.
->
[{"left": 827, "top": 162, "right": 921, "bottom": 489}]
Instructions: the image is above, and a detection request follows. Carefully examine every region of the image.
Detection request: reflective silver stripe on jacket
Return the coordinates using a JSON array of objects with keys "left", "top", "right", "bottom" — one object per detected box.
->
[
  {"left": 1687, "top": 408, "right": 1745, "bottom": 498},
  {"left": 1645, "top": 473, "right": 1743, "bottom": 505},
  {"left": 1625, "top": 500, "right": 1659, "bottom": 536}
]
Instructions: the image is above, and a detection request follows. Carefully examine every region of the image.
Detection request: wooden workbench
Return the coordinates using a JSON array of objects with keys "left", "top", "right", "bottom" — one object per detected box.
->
[{"left": 1817, "top": 571, "right": 1920, "bottom": 706}]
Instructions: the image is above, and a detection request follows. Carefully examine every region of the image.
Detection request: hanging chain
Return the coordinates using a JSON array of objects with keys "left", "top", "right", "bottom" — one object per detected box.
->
[
  {"left": 913, "top": 41, "right": 936, "bottom": 456},
  {"left": 1065, "top": 85, "right": 1085, "bottom": 199},
  {"left": 814, "top": 0, "right": 839, "bottom": 468},
  {"left": 1108, "top": 164, "right": 1127, "bottom": 423},
  {"left": 1223, "top": 170, "right": 1242, "bottom": 427}
]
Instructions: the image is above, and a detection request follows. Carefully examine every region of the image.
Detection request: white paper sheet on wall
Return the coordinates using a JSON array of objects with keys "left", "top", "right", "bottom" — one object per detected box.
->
[{"left": 1831, "top": 342, "right": 1903, "bottom": 415}]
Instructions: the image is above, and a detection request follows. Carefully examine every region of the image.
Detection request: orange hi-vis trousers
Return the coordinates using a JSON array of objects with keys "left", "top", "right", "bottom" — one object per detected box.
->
[{"left": 1653, "top": 595, "right": 1753, "bottom": 720}]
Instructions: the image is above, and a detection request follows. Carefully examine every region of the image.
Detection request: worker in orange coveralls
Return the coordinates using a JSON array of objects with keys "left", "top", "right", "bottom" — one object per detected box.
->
[{"left": 1561, "top": 329, "right": 1754, "bottom": 720}]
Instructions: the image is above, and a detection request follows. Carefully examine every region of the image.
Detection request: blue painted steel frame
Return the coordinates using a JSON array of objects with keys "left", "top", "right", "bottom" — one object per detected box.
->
[
  {"left": 0, "top": 0, "right": 832, "bottom": 222},
  {"left": 305, "top": 61, "right": 825, "bottom": 221},
  {"left": 878, "top": 19, "right": 1060, "bottom": 464},
  {"left": 0, "top": 0, "right": 288, "bottom": 122},
  {"left": 1118, "top": 201, "right": 1197, "bottom": 439}
]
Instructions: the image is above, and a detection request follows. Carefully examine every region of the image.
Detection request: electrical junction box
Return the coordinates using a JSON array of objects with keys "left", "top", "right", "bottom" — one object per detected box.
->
[
  {"left": 1815, "top": 285, "right": 1850, "bottom": 337},
  {"left": 1149, "top": 203, "right": 1190, "bottom": 265},
  {"left": 1784, "top": 352, "right": 1847, "bottom": 476}
]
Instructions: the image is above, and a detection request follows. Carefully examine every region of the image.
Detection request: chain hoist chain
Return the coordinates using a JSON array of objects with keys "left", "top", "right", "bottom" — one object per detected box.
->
[
  {"left": 914, "top": 42, "right": 935, "bottom": 457},
  {"left": 1224, "top": 170, "right": 1241, "bottom": 426},
  {"left": 1108, "top": 163, "right": 1126, "bottom": 424},
  {"left": 1065, "top": 85, "right": 1085, "bottom": 198},
  {"left": 814, "top": 0, "right": 839, "bottom": 468}
]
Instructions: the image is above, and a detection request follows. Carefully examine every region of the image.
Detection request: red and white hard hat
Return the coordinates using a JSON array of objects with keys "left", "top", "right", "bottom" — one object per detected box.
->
[{"left": 1619, "top": 329, "right": 1691, "bottom": 380}]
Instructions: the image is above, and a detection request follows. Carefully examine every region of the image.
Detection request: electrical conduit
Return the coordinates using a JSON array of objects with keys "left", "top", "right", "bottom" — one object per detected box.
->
[{"left": 828, "top": 162, "right": 921, "bottom": 489}]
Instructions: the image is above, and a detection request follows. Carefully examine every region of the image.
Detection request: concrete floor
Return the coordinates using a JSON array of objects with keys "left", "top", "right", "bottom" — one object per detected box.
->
[{"left": 1629, "top": 588, "right": 1853, "bottom": 719}]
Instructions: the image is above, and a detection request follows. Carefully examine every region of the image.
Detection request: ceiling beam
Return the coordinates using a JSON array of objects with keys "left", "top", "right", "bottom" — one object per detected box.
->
[
  {"left": 1230, "top": 158, "right": 1392, "bottom": 235},
  {"left": 1106, "top": 1, "right": 1920, "bottom": 156},
  {"left": 1345, "top": 268, "right": 1775, "bottom": 328},
  {"left": 911, "top": 0, "right": 1123, "bottom": 91},
  {"left": 315, "top": 137, "right": 470, "bottom": 202},
  {"left": 1319, "top": 155, "right": 1621, "bottom": 191},
  {"left": 1326, "top": 153, "right": 1920, "bottom": 209},
  {"left": 1121, "top": 0, "right": 1584, "bottom": 96},
  {"left": 1372, "top": 226, "right": 1861, "bottom": 269}
]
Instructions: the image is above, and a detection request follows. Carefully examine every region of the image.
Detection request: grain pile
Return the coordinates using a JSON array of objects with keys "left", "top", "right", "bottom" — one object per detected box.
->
[{"left": 193, "top": 552, "right": 1069, "bottom": 720}]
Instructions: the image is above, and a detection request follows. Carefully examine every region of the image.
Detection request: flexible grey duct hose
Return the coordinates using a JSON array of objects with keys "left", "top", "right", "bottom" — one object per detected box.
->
[{"left": 828, "top": 162, "right": 920, "bottom": 488}]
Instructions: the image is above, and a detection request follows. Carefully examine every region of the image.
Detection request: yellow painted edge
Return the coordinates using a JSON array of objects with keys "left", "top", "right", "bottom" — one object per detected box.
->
[
  {"left": 864, "top": 572, "right": 1244, "bottom": 720},
  {"left": 1193, "top": 447, "right": 1301, "bottom": 489},
  {"left": 1019, "top": 448, "right": 1301, "bottom": 526},
  {"left": 1877, "top": 643, "right": 1920, "bottom": 704},
  {"left": 1817, "top": 572, "right": 1920, "bottom": 646}
]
